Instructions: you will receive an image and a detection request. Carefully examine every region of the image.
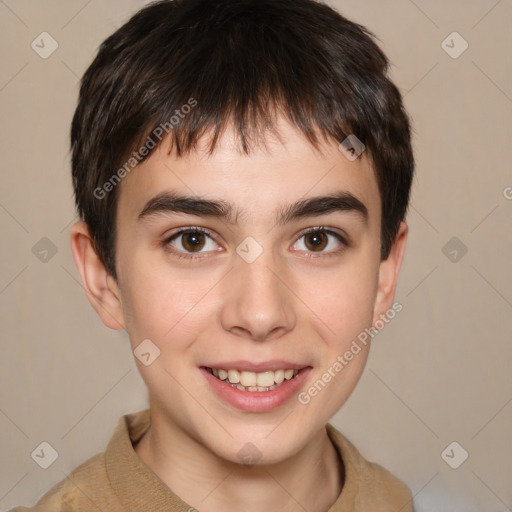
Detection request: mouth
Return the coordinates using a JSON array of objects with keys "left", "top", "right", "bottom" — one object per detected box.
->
[
  {"left": 200, "top": 362, "right": 312, "bottom": 412},
  {"left": 203, "top": 367, "right": 301, "bottom": 392}
]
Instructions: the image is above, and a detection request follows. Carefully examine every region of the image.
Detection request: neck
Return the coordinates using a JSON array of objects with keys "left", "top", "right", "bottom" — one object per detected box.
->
[{"left": 134, "top": 409, "right": 343, "bottom": 512}]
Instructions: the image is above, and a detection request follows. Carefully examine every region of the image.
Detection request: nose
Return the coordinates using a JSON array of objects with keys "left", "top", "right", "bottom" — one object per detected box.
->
[{"left": 219, "top": 248, "right": 297, "bottom": 341}]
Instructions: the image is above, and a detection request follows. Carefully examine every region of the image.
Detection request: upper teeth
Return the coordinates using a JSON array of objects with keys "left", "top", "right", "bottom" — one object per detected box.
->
[{"left": 211, "top": 368, "right": 298, "bottom": 387}]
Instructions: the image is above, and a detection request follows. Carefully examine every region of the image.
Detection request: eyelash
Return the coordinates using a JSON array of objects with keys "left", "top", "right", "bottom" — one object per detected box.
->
[{"left": 163, "top": 226, "right": 349, "bottom": 261}]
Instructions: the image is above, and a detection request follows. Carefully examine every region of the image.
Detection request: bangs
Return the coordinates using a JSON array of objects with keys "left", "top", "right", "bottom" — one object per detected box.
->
[{"left": 71, "top": 0, "right": 413, "bottom": 279}]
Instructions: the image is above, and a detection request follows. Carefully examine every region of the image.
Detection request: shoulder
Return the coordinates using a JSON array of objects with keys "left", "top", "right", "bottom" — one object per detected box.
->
[
  {"left": 365, "top": 459, "right": 414, "bottom": 511},
  {"left": 8, "top": 410, "right": 151, "bottom": 511},
  {"left": 8, "top": 452, "right": 122, "bottom": 512},
  {"left": 326, "top": 423, "right": 414, "bottom": 512}
]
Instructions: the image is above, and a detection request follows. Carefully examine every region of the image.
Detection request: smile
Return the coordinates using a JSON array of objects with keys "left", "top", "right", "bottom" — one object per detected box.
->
[
  {"left": 201, "top": 364, "right": 311, "bottom": 412},
  {"left": 205, "top": 367, "right": 300, "bottom": 392}
]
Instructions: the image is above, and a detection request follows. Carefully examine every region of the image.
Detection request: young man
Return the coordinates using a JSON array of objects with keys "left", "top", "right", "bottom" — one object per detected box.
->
[{"left": 11, "top": 0, "right": 414, "bottom": 510}]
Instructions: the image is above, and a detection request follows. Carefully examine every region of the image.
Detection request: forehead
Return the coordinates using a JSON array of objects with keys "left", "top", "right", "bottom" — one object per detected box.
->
[{"left": 117, "top": 117, "right": 381, "bottom": 227}]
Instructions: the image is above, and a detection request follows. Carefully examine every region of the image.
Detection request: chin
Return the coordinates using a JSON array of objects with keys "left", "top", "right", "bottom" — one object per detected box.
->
[{"left": 200, "top": 423, "right": 312, "bottom": 467}]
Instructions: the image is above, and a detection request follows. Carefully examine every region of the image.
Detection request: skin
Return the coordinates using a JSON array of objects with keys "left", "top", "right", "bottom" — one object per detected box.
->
[{"left": 70, "top": 116, "right": 407, "bottom": 512}]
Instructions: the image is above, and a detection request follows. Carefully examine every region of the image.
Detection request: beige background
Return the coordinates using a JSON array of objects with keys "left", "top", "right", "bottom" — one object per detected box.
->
[{"left": 1, "top": 0, "right": 511, "bottom": 510}]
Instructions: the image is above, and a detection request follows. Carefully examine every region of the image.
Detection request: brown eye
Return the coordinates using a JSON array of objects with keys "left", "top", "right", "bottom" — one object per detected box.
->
[
  {"left": 304, "top": 231, "right": 328, "bottom": 251},
  {"left": 165, "top": 227, "right": 219, "bottom": 258},
  {"left": 293, "top": 227, "right": 347, "bottom": 256},
  {"left": 181, "top": 231, "right": 206, "bottom": 252}
]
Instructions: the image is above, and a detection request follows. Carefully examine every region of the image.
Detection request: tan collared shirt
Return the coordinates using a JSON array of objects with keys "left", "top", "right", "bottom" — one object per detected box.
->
[{"left": 10, "top": 409, "right": 413, "bottom": 511}]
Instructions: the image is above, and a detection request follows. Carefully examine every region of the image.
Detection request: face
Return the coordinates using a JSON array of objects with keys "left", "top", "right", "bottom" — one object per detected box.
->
[{"left": 74, "top": 117, "right": 406, "bottom": 465}]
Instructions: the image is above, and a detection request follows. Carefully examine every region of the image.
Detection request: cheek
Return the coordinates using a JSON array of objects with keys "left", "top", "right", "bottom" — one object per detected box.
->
[
  {"left": 297, "top": 269, "right": 377, "bottom": 414},
  {"left": 119, "top": 260, "right": 216, "bottom": 352},
  {"left": 299, "top": 261, "right": 378, "bottom": 350}
]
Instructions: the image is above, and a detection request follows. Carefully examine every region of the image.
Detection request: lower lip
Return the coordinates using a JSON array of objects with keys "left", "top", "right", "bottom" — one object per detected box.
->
[{"left": 201, "top": 367, "right": 312, "bottom": 413}]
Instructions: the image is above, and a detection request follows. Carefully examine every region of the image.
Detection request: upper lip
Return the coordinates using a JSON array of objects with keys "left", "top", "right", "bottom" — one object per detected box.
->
[{"left": 202, "top": 360, "right": 309, "bottom": 372}]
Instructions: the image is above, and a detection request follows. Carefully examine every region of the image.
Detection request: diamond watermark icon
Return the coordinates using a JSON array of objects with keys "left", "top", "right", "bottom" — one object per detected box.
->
[
  {"left": 32, "top": 237, "right": 58, "bottom": 263},
  {"left": 31, "top": 441, "right": 59, "bottom": 469},
  {"left": 442, "top": 237, "right": 468, "bottom": 263},
  {"left": 441, "top": 441, "right": 468, "bottom": 469},
  {"left": 31, "top": 32, "right": 59, "bottom": 59},
  {"left": 338, "top": 134, "right": 365, "bottom": 161},
  {"left": 441, "top": 32, "right": 468, "bottom": 59},
  {"left": 237, "top": 442, "right": 262, "bottom": 466},
  {"left": 134, "top": 338, "right": 161, "bottom": 366},
  {"left": 236, "top": 236, "right": 264, "bottom": 264}
]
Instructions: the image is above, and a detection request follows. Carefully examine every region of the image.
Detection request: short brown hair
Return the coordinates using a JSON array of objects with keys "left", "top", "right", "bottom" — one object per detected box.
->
[{"left": 71, "top": 0, "right": 414, "bottom": 280}]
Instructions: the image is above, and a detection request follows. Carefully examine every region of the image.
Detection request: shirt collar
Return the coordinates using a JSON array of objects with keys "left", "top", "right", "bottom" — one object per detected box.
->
[{"left": 105, "top": 408, "right": 364, "bottom": 511}]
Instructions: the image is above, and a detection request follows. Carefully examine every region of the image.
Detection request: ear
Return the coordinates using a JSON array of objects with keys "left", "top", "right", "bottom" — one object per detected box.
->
[
  {"left": 372, "top": 221, "right": 408, "bottom": 324},
  {"left": 69, "top": 221, "right": 126, "bottom": 330}
]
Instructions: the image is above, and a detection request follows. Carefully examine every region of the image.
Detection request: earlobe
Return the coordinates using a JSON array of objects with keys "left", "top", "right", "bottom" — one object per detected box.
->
[
  {"left": 373, "top": 222, "right": 408, "bottom": 324},
  {"left": 69, "top": 221, "right": 126, "bottom": 330}
]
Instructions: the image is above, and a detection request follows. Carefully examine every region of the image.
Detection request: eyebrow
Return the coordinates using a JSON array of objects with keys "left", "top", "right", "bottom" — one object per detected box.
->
[{"left": 137, "top": 190, "right": 368, "bottom": 226}]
